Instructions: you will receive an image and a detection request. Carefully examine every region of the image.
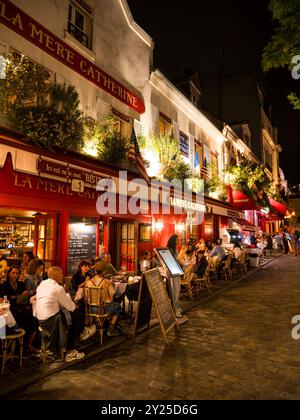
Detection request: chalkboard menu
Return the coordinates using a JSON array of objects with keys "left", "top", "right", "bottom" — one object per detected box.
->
[
  {"left": 68, "top": 217, "right": 97, "bottom": 274},
  {"left": 133, "top": 279, "right": 152, "bottom": 337},
  {"left": 143, "top": 268, "right": 178, "bottom": 342}
]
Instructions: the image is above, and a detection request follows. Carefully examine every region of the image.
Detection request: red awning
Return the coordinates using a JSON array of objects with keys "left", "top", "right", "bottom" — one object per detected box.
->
[
  {"left": 269, "top": 199, "right": 287, "bottom": 217},
  {"left": 230, "top": 189, "right": 260, "bottom": 211},
  {"left": 231, "top": 217, "right": 256, "bottom": 232}
]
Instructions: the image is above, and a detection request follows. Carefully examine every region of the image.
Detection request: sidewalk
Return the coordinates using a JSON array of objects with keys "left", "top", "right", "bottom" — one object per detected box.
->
[{"left": 0, "top": 252, "right": 282, "bottom": 398}]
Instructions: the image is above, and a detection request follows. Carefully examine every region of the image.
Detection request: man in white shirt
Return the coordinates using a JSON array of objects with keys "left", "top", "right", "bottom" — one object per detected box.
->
[{"left": 36, "top": 266, "right": 85, "bottom": 363}]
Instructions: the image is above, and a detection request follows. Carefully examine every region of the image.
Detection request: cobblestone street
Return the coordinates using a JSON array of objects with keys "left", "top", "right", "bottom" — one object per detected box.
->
[{"left": 5, "top": 255, "right": 300, "bottom": 400}]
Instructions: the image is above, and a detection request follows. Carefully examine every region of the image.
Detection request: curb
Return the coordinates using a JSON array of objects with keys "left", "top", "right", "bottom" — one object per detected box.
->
[{"left": 0, "top": 253, "right": 283, "bottom": 398}]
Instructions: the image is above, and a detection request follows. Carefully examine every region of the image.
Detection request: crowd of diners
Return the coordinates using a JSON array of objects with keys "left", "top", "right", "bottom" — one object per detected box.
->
[
  {"left": 0, "top": 227, "right": 296, "bottom": 364},
  {"left": 0, "top": 252, "right": 127, "bottom": 362}
]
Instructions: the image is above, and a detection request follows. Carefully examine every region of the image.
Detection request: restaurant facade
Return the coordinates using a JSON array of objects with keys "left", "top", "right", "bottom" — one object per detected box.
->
[{"left": 0, "top": 0, "right": 284, "bottom": 275}]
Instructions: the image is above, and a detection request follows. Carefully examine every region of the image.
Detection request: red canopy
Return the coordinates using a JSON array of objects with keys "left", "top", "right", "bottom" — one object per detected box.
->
[
  {"left": 230, "top": 189, "right": 260, "bottom": 211},
  {"left": 269, "top": 199, "right": 287, "bottom": 217}
]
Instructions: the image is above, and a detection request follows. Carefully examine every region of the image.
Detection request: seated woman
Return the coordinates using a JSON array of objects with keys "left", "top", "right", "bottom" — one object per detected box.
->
[
  {"left": 70, "top": 260, "right": 91, "bottom": 301},
  {"left": 24, "top": 259, "right": 44, "bottom": 298},
  {"left": 0, "top": 254, "right": 8, "bottom": 282},
  {"left": 178, "top": 245, "right": 193, "bottom": 269},
  {"left": 20, "top": 251, "right": 35, "bottom": 282},
  {"left": 0, "top": 303, "right": 20, "bottom": 336},
  {"left": 2, "top": 266, "right": 39, "bottom": 353},
  {"left": 85, "top": 268, "right": 122, "bottom": 337},
  {"left": 194, "top": 251, "right": 209, "bottom": 277},
  {"left": 233, "top": 242, "right": 243, "bottom": 261}
]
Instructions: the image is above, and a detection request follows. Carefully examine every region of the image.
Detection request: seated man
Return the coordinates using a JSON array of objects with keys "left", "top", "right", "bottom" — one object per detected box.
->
[
  {"left": 210, "top": 240, "right": 227, "bottom": 262},
  {"left": 95, "top": 254, "right": 120, "bottom": 277},
  {"left": 86, "top": 269, "right": 122, "bottom": 337},
  {"left": 36, "top": 266, "right": 85, "bottom": 363}
]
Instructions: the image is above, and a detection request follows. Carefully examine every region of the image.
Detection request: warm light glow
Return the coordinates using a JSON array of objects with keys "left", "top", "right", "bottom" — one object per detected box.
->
[
  {"left": 26, "top": 242, "right": 34, "bottom": 247},
  {"left": 153, "top": 220, "right": 164, "bottom": 232},
  {"left": 145, "top": 148, "right": 161, "bottom": 178},
  {"left": 82, "top": 138, "right": 98, "bottom": 157},
  {"left": 175, "top": 222, "right": 185, "bottom": 233},
  {"left": 209, "top": 191, "right": 219, "bottom": 200}
]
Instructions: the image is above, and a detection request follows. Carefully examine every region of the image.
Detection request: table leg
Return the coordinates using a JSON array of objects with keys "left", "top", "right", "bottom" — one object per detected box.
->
[
  {"left": 2, "top": 339, "right": 7, "bottom": 375},
  {"left": 19, "top": 336, "right": 24, "bottom": 369}
]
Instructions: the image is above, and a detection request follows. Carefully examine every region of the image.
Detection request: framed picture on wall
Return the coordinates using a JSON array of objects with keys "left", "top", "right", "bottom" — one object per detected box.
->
[{"left": 139, "top": 224, "right": 152, "bottom": 242}]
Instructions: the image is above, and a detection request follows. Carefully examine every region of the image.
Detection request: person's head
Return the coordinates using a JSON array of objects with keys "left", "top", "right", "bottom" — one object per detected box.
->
[
  {"left": 180, "top": 245, "right": 188, "bottom": 254},
  {"left": 78, "top": 260, "right": 90, "bottom": 275},
  {"left": 48, "top": 266, "right": 64, "bottom": 284},
  {"left": 102, "top": 254, "right": 111, "bottom": 264},
  {"left": 167, "top": 235, "right": 179, "bottom": 251},
  {"left": 94, "top": 260, "right": 106, "bottom": 275},
  {"left": 143, "top": 251, "right": 151, "bottom": 260},
  {"left": 7, "top": 266, "right": 21, "bottom": 283},
  {"left": 28, "top": 259, "right": 44, "bottom": 277},
  {"left": 233, "top": 242, "right": 241, "bottom": 249},
  {"left": 0, "top": 254, "right": 7, "bottom": 262},
  {"left": 22, "top": 251, "right": 35, "bottom": 265},
  {"left": 197, "top": 250, "right": 205, "bottom": 260},
  {"left": 211, "top": 240, "right": 217, "bottom": 247},
  {"left": 217, "top": 238, "right": 222, "bottom": 245}
]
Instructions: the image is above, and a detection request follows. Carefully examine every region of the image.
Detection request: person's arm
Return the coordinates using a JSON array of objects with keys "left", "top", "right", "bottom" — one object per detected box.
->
[
  {"left": 210, "top": 247, "right": 217, "bottom": 257},
  {"left": 56, "top": 285, "right": 76, "bottom": 312}
]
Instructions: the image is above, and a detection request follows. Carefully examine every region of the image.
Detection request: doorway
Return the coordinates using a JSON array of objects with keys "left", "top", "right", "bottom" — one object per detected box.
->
[{"left": 109, "top": 221, "right": 137, "bottom": 273}]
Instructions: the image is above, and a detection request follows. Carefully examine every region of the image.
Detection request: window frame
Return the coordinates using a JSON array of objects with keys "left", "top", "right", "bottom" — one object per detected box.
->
[{"left": 68, "top": 1, "right": 93, "bottom": 50}]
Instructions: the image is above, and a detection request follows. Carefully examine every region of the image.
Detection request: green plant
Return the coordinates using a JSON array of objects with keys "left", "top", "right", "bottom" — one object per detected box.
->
[
  {"left": 150, "top": 134, "right": 192, "bottom": 182},
  {"left": 226, "top": 156, "right": 272, "bottom": 207},
  {"left": 0, "top": 53, "right": 84, "bottom": 151}
]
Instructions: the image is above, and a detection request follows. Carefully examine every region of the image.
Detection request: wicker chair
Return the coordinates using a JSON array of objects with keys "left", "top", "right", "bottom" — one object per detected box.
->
[
  {"left": 1, "top": 328, "right": 25, "bottom": 374},
  {"left": 181, "top": 264, "right": 195, "bottom": 300},
  {"left": 85, "top": 286, "right": 110, "bottom": 346},
  {"left": 193, "top": 266, "right": 212, "bottom": 296},
  {"left": 208, "top": 256, "right": 220, "bottom": 281},
  {"left": 233, "top": 249, "right": 248, "bottom": 275},
  {"left": 221, "top": 254, "right": 233, "bottom": 281}
]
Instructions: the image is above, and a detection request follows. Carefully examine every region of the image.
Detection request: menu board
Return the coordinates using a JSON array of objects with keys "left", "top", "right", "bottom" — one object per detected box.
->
[
  {"left": 155, "top": 248, "right": 184, "bottom": 277},
  {"left": 133, "top": 278, "right": 152, "bottom": 337},
  {"left": 67, "top": 217, "right": 97, "bottom": 274},
  {"left": 143, "top": 268, "right": 178, "bottom": 342}
]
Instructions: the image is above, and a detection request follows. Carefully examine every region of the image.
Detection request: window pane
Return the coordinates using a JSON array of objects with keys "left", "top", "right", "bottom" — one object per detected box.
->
[
  {"left": 75, "top": 10, "right": 84, "bottom": 30},
  {"left": 68, "top": 4, "right": 72, "bottom": 21},
  {"left": 180, "top": 134, "right": 189, "bottom": 158},
  {"left": 46, "top": 218, "right": 54, "bottom": 238},
  {"left": 45, "top": 240, "right": 53, "bottom": 261},
  {"left": 37, "top": 240, "right": 45, "bottom": 259}
]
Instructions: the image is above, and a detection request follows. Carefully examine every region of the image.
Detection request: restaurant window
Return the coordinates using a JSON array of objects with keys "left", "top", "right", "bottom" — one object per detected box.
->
[
  {"left": 35, "top": 215, "right": 56, "bottom": 272},
  {"left": 159, "top": 113, "right": 173, "bottom": 137},
  {"left": 120, "top": 223, "right": 136, "bottom": 273},
  {"left": 211, "top": 153, "right": 219, "bottom": 177},
  {"left": 68, "top": 1, "right": 93, "bottom": 49},
  {"left": 264, "top": 144, "right": 273, "bottom": 171},
  {"left": 180, "top": 132, "right": 189, "bottom": 158},
  {"left": 194, "top": 142, "right": 203, "bottom": 176},
  {"left": 112, "top": 109, "right": 131, "bottom": 138}
]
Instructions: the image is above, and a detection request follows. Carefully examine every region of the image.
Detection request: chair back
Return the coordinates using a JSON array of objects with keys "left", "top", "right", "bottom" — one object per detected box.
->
[
  {"left": 225, "top": 254, "right": 233, "bottom": 268},
  {"left": 184, "top": 264, "right": 195, "bottom": 284},
  {"left": 241, "top": 250, "right": 248, "bottom": 263},
  {"left": 209, "top": 256, "right": 219, "bottom": 269},
  {"left": 86, "top": 286, "right": 106, "bottom": 316}
]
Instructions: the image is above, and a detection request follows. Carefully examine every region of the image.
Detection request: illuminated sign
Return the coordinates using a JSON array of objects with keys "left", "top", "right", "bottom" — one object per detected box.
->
[
  {"left": 0, "top": 0, "right": 145, "bottom": 113},
  {"left": 170, "top": 197, "right": 205, "bottom": 213}
]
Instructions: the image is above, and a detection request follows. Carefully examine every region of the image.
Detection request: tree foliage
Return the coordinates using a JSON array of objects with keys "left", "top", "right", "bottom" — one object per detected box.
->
[
  {"left": 151, "top": 134, "right": 192, "bottom": 182},
  {"left": 0, "top": 53, "right": 84, "bottom": 151},
  {"left": 262, "top": 0, "right": 300, "bottom": 109}
]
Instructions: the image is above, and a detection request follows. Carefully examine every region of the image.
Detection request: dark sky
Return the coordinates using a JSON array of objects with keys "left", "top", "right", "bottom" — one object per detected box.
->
[{"left": 127, "top": 0, "right": 300, "bottom": 184}]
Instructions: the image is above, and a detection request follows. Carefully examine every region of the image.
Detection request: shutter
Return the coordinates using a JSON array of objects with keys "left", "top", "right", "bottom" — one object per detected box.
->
[
  {"left": 189, "top": 135, "right": 195, "bottom": 172},
  {"left": 96, "top": 98, "right": 110, "bottom": 123},
  {"left": 151, "top": 105, "right": 159, "bottom": 135},
  {"left": 134, "top": 119, "right": 143, "bottom": 138},
  {"left": 173, "top": 121, "right": 180, "bottom": 140}
]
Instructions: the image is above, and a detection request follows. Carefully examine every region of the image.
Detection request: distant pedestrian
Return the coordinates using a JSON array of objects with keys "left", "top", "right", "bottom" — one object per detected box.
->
[{"left": 292, "top": 228, "right": 300, "bottom": 256}]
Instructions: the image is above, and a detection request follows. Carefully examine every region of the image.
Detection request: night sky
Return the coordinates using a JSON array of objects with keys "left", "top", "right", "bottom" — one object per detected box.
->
[{"left": 127, "top": 0, "right": 300, "bottom": 184}]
